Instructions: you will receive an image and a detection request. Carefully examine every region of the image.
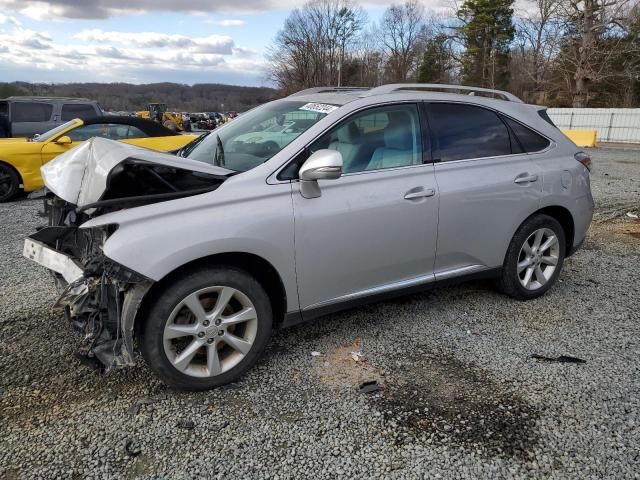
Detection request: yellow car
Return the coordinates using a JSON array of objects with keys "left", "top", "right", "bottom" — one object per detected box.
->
[{"left": 0, "top": 116, "right": 199, "bottom": 201}]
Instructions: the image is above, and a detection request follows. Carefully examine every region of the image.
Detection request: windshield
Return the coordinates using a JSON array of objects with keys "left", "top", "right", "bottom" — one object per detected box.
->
[
  {"left": 186, "top": 100, "right": 335, "bottom": 172},
  {"left": 36, "top": 120, "right": 78, "bottom": 142}
]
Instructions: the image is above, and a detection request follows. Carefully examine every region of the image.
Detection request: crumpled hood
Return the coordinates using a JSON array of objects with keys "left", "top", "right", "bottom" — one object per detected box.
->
[{"left": 41, "top": 137, "right": 234, "bottom": 207}]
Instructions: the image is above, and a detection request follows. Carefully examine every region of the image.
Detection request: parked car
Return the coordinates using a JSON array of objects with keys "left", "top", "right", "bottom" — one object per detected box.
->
[
  {"left": 0, "top": 96, "right": 103, "bottom": 138},
  {"left": 233, "top": 116, "right": 323, "bottom": 153},
  {"left": 0, "top": 116, "right": 199, "bottom": 201},
  {"left": 23, "top": 84, "right": 594, "bottom": 390}
]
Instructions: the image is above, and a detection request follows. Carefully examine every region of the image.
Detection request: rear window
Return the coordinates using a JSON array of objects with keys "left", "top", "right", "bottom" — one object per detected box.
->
[
  {"left": 0, "top": 101, "right": 7, "bottom": 115},
  {"left": 61, "top": 103, "right": 97, "bottom": 121},
  {"left": 11, "top": 102, "right": 53, "bottom": 122},
  {"left": 428, "top": 103, "right": 512, "bottom": 161},
  {"left": 503, "top": 117, "right": 550, "bottom": 153}
]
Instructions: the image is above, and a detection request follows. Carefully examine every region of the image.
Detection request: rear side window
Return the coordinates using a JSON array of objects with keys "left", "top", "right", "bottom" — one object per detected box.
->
[
  {"left": 61, "top": 103, "right": 97, "bottom": 121},
  {"left": 503, "top": 117, "right": 550, "bottom": 153},
  {"left": 0, "top": 102, "right": 7, "bottom": 115},
  {"left": 428, "top": 103, "right": 512, "bottom": 161},
  {"left": 538, "top": 110, "right": 558, "bottom": 128},
  {"left": 11, "top": 102, "right": 53, "bottom": 122}
]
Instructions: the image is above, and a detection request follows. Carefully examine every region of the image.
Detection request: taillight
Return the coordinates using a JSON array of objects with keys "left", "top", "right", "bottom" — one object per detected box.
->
[{"left": 575, "top": 151, "right": 592, "bottom": 172}]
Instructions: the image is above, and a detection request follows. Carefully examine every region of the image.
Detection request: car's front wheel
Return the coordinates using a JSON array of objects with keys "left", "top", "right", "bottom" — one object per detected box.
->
[
  {"left": 0, "top": 163, "right": 20, "bottom": 202},
  {"left": 139, "top": 267, "right": 273, "bottom": 390},
  {"left": 499, "top": 214, "right": 566, "bottom": 300}
]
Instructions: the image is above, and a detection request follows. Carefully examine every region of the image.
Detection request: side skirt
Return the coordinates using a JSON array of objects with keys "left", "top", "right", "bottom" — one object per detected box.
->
[{"left": 280, "top": 267, "right": 501, "bottom": 328}]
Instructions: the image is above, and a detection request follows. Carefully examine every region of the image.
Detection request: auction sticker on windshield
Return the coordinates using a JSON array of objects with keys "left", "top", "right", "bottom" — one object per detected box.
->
[{"left": 299, "top": 103, "right": 338, "bottom": 114}]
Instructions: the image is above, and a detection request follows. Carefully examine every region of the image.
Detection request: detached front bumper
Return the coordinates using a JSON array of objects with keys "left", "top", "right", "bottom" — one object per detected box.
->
[
  {"left": 24, "top": 237, "right": 84, "bottom": 284},
  {"left": 23, "top": 228, "right": 153, "bottom": 371}
]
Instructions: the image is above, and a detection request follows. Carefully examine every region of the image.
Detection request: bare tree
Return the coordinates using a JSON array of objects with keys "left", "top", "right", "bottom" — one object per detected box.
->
[
  {"left": 267, "top": 0, "right": 366, "bottom": 93},
  {"left": 512, "top": 0, "right": 564, "bottom": 102},
  {"left": 379, "top": 0, "right": 428, "bottom": 82},
  {"left": 557, "top": 0, "right": 635, "bottom": 107}
]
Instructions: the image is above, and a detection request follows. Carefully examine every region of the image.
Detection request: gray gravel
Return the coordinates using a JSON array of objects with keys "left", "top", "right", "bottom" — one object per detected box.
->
[{"left": 1, "top": 147, "right": 639, "bottom": 479}]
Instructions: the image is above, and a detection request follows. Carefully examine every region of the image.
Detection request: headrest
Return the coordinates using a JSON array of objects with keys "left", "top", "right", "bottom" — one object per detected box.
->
[
  {"left": 337, "top": 121, "right": 360, "bottom": 143},
  {"left": 384, "top": 124, "right": 413, "bottom": 150}
]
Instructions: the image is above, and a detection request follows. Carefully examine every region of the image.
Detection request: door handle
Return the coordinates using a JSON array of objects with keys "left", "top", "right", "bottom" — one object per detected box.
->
[
  {"left": 404, "top": 187, "right": 436, "bottom": 200},
  {"left": 514, "top": 174, "right": 538, "bottom": 184}
]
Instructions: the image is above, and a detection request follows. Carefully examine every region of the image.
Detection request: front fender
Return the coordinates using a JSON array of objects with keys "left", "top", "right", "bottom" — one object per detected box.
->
[{"left": 81, "top": 182, "right": 298, "bottom": 311}]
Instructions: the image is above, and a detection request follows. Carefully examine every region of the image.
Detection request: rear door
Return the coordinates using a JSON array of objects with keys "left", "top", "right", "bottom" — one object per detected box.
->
[
  {"left": 426, "top": 102, "right": 544, "bottom": 277},
  {"left": 10, "top": 101, "right": 56, "bottom": 137}
]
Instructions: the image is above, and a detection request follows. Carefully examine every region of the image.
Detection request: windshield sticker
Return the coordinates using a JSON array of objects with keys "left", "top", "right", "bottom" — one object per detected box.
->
[{"left": 299, "top": 103, "right": 338, "bottom": 114}]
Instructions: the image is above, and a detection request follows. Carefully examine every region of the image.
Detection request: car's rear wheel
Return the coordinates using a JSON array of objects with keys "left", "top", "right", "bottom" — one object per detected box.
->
[
  {"left": 499, "top": 214, "right": 566, "bottom": 300},
  {"left": 0, "top": 163, "right": 20, "bottom": 202},
  {"left": 139, "top": 267, "right": 272, "bottom": 390}
]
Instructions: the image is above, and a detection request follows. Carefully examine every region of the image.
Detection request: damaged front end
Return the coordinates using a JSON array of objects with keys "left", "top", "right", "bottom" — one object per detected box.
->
[
  {"left": 25, "top": 197, "right": 153, "bottom": 370},
  {"left": 23, "top": 137, "right": 233, "bottom": 371}
]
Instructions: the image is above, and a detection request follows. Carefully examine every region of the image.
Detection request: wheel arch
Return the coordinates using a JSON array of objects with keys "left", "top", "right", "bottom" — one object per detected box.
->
[
  {"left": 0, "top": 159, "right": 23, "bottom": 186},
  {"left": 133, "top": 251, "right": 288, "bottom": 337},
  {"left": 512, "top": 205, "right": 575, "bottom": 258},
  {"left": 534, "top": 205, "right": 575, "bottom": 256}
]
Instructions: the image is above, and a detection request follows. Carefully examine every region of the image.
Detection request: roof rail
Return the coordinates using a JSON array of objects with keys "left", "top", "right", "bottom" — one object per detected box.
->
[
  {"left": 362, "top": 84, "right": 523, "bottom": 103},
  {"left": 289, "top": 87, "right": 371, "bottom": 97}
]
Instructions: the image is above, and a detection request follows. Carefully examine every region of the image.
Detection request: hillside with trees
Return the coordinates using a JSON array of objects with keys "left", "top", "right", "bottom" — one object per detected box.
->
[
  {"left": 0, "top": 82, "right": 277, "bottom": 112},
  {"left": 267, "top": 0, "right": 640, "bottom": 107}
]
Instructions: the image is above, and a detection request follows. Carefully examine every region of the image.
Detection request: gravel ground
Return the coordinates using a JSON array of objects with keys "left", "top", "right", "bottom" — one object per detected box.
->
[{"left": 1, "top": 147, "right": 639, "bottom": 479}]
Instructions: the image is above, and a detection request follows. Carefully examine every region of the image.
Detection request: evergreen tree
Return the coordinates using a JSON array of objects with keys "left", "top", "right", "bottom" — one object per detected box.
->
[
  {"left": 417, "top": 34, "right": 452, "bottom": 83},
  {"left": 457, "top": 0, "right": 515, "bottom": 89}
]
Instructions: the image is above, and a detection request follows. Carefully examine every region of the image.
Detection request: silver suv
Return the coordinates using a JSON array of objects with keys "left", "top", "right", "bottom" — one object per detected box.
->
[{"left": 24, "top": 84, "right": 594, "bottom": 390}]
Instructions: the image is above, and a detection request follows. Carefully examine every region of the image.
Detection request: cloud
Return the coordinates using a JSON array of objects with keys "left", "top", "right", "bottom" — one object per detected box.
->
[
  {"left": 0, "top": 20, "right": 265, "bottom": 85},
  {"left": 96, "top": 46, "right": 132, "bottom": 59},
  {"left": 0, "top": 0, "right": 401, "bottom": 20},
  {"left": 75, "top": 29, "right": 235, "bottom": 55},
  {"left": 216, "top": 19, "right": 246, "bottom": 27},
  {"left": 20, "top": 37, "right": 51, "bottom": 49},
  {"left": 0, "top": 13, "right": 20, "bottom": 25}
]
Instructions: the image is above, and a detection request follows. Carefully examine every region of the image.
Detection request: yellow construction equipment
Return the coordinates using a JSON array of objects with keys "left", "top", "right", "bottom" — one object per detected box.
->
[
  {"left": 562, "top": 129, "right": 597, "bottom": 148},
  {"left": 136, "top": 103, "right": 184, "bottom": 131}
]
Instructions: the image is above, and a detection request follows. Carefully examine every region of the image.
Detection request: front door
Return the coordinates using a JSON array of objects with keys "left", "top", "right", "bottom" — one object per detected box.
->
[{"left": 291, "top": 103, "right": 440, "bottom": 312}]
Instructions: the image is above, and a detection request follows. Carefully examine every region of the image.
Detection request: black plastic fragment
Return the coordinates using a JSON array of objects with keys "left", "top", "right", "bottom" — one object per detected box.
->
[
  {"left": 531, "top": 354, "right": 586, "bottom": 364},
  {"left": 124, "top": 439, "right": 142, "bottom": 457},
  {"left": 177, "top": 419, "right": 195, "bottom": 430},
  {"left": 359, "top": 380, "right": 381, "bottom": 393},
  {"left": 74, "top": 352, "right": 105, "bottom": 373}
]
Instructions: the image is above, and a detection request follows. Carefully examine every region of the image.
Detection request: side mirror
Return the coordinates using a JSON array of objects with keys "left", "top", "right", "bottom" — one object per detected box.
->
[
  {"left": 298, "top": 149, "right": 343, "bottom": 199},
  {"left": 55, "top": 136, "right": 72, "bottom": 145},
  {"left": 299, "top": 149, "right": 343, "bottom": 181}
]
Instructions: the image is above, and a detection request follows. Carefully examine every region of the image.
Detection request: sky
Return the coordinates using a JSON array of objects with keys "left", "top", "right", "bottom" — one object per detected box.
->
[{"left": 0, "top": 0, "right": 449, "bottom": 87}]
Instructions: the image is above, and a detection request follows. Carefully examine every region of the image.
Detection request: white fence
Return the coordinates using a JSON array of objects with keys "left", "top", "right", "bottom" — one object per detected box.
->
[{"left": 547, "top": 108, "right": 640, "bottom": 144}]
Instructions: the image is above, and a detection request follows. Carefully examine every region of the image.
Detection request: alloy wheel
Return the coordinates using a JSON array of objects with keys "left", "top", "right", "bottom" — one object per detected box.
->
[
  {"left": 517, "top": 228, "right": 560, "bottom": 290},
  {"left": 163, "top": 286, "right": 258, "bottom": 378}
]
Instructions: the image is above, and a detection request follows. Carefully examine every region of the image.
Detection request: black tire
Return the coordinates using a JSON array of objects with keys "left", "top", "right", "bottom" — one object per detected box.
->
[
  {"left": 139, "top": 266, "right": 273, "bottom": 391},
  {"left": 498, "top": 214, "right": 566, "bottom": 300},
  {"left": 0, "top": 163, "right": 20, "bottom": 202}
]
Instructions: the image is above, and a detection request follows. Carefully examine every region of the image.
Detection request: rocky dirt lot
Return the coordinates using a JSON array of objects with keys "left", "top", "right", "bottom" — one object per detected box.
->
[{"left": 0, "top": 148, "right": 639, "bottom": 479}]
